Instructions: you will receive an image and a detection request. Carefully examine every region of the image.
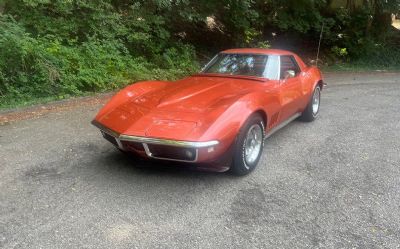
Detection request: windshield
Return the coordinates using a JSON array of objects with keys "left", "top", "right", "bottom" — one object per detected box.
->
[{"left": 202, "top": 53, "right": 280, "bottom": 80}]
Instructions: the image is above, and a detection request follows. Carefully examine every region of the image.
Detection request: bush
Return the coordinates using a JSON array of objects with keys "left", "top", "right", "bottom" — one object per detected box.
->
[
  {"left": 1, "top": 0, "right": 399, "bottom": 108},
  {"left": 0, "top": 16, "right": 60, "bottom": 98},
  {"left": 0, "top": 15, "right": 199, "bottom": 106},
  {"left": 352, "top": 41, "right": 400, "bottom": 69}
]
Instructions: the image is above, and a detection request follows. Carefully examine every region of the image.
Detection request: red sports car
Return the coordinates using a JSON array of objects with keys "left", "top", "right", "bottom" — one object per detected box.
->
[{"left": 92, "top": 49, "right": 323, "bottom": 175}]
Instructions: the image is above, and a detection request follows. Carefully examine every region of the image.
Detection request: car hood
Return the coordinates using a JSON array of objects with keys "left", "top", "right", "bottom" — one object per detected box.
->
[
  {"left": 123, "top": 76, "right": 259, "bottom": 113},
  {"left": 97, "top": 76, "right": 264, "bottom": 139}
]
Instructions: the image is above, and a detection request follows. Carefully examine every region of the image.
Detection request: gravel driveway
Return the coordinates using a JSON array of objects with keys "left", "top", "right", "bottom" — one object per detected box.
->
[{"left": 1, "top": 72, "right": 400, "bottom": 248}]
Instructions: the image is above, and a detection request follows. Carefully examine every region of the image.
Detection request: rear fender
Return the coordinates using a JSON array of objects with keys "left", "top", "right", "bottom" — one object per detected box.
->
[
  {"left": 302, "top": 66, "right": 324, "bottom": 98},
  {"left": 308, "top": 66, "right": 324, "bottom": 90}
]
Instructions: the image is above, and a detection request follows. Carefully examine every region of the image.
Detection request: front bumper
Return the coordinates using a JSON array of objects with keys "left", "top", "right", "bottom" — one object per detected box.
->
[{"left": 92, "top": 120, "right": 220, "bottom": 163}]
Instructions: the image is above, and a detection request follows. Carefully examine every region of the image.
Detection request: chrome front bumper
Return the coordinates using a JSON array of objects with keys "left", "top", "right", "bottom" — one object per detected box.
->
[{"left": 92, "top": 120, "right": 219, "bottom": 163}]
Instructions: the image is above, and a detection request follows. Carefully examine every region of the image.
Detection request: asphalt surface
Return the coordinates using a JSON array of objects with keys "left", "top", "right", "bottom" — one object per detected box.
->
[{"left": 1, "top": 73, "right": 400, "bottom": 249}]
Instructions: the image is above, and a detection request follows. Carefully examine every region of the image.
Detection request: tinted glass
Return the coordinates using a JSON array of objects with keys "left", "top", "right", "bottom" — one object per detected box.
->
[
  {"left": 280, "top": 56, "right": 300, "bottom": 79},
  {"left": 202, "top": 54, "right": 269, "bottom": 77}
]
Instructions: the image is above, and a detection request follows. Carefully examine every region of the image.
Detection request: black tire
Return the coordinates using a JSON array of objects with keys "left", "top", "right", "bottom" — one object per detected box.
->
[
  {"left": 230, "top": 114, "right": 265, "bottom": 176},
  {"left": 299, "top": 85, "right": 321, "bottom": 122}
]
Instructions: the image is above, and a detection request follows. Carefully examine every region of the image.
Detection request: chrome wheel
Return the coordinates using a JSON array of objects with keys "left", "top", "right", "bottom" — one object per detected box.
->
[
  {"left": 312, "top": 87, "right": 320, "bottom": 116},
  {"left": 244, "top": 124, "right": 263, "bottom": 167}
]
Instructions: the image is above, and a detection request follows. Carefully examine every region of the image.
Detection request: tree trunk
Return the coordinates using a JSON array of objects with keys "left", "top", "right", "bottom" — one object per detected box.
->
[{"left": 372, "top": 0, "right": 392, "bottom": 38}]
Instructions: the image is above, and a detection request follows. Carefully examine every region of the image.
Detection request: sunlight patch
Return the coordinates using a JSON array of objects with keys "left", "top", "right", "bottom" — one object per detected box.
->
[{"left": 392, "top": 18, "right": 400, "bottom": 30}]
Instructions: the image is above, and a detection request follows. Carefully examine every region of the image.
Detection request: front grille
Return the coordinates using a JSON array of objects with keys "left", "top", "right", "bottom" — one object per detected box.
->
[
  {"left": 102, "top": 132, "right": 119, "bottom": 147},
  {"left": 147, "top": 144, "right": 197, "bottom": 161},
  {"left": 122, "top": 141, "right": 144, "bottom": 151}
]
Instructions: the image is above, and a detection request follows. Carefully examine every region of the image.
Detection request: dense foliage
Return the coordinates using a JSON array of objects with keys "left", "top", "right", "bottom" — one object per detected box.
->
[{"left": 0, "top": 0, "right": 399, "bottom": 106}]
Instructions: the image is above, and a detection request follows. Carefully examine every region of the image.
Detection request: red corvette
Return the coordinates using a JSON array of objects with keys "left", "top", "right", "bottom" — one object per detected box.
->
[{"left": 92, "top": 49, "right": 323, "bottom": 175}]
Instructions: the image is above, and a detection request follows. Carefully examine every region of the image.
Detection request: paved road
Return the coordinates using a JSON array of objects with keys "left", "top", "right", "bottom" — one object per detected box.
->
[{"left": 1, "top": 73, "right": 400, "bottom": 248}]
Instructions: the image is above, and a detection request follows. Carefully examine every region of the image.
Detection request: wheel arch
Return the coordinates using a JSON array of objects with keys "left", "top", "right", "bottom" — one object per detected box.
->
[
  {"left": 199, "top": 91, "right": 278, "bottom": 146},
  {"left": 317, "top": 80, "right": 324, "bottom": 90},
  {"left": 253, "top": 109, "right": 268, "bottom": 132}
]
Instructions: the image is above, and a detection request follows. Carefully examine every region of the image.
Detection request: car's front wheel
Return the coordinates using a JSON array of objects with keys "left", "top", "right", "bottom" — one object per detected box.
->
[{"left": 231, "top": 114, "right": 265, "bottom": 176}]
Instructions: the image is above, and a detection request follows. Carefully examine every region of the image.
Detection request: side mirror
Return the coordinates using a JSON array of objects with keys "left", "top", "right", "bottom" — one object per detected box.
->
[{"left": 283, "top": 70, "right": 296, "bottom": 79}]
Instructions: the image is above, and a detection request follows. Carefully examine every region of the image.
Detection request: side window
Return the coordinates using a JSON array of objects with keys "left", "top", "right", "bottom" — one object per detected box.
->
[{"left": 280, "top": 56, "right": 301, "bottom": 79}]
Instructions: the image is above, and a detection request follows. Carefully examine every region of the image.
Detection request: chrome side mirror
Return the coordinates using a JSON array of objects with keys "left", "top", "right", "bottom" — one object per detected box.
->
[{"left": 284, "top": 70, "right": 296, "bottom": 79}]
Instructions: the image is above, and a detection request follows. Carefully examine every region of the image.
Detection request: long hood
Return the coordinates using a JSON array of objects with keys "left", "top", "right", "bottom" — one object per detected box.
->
[
  {"left": 124, "top": 76, "right": 257, "bottom": 113},
  {"left": 96, "top": 76, "right": 264, "bottom": 139}
]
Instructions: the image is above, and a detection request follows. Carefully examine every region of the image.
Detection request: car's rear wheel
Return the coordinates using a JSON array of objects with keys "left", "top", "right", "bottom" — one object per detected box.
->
[
  {"left": 300, "top": 85, "right": 321, "bottom": 122},
  {"left": 231, "top": 114, "right": 265, "bottom": 176}
]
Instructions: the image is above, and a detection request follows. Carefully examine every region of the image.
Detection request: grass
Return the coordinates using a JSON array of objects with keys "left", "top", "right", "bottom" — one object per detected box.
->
[
  {"left": 0, "top": 91, "right": 109, "bottom": 112},
  {"left": 0, "top": 96, "right": 60, "bottom": 111}
]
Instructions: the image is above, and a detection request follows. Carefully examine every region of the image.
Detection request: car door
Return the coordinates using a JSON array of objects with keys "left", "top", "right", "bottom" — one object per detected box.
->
[{"left": 278, "top": 55, "right": 303, "bottom": 122}]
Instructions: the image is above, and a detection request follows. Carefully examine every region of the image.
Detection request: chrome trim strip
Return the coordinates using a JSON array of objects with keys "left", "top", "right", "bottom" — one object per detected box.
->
[
  {"left": 100, "top": 129, "right": 124, "bottom": 150},
  {"left": 92, "top": 120, "right": 219, "bottom": 148},
  {"left": 92, "top": 120, "right": 120, "bottom": 138},
  {"left": 142, "top": 143, "right": 152, "bottom": 156},
  {"left": 119, "top": 135, "right": 219, "bottom": 148},
  {"left": 115, "top": 138, "right": 124, "bottom": 149},
  {"left": 200, "top": 53, "right": 219, "bottom": 72},
  {"left": 265, "top": 112, "right": 301, "bottom": 139},
  {"left": 92, "top": 120, "right": 218, "bottom": 163}
]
